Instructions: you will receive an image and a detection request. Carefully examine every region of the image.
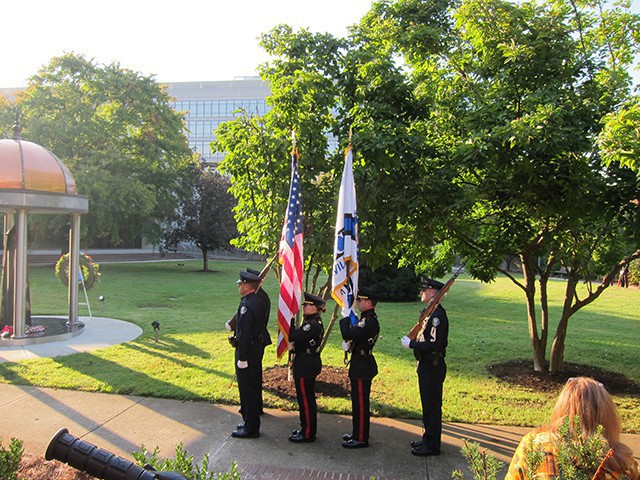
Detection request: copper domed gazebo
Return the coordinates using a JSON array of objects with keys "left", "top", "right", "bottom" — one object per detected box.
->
[{"left": 0, "top": 125, "right": 88, "bottom": 344}]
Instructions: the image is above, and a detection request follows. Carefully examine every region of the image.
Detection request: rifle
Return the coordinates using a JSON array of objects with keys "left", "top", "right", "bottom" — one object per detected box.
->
[
  {"left": 227, "top": 252, "right": 278, "bottom": 333},
  {"left": 407, "top": 265, "right": 464, "bottom": 341}
]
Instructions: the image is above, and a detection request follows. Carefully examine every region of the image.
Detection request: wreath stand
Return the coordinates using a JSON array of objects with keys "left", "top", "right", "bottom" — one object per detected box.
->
[{"left": 78, "top": 271, "right": 93, "bottom": 319}]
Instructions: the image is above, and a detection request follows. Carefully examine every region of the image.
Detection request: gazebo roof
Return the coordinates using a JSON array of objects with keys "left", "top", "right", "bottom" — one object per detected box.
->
[
  {"left": 0, "top": 138, "right": 77, "bottom": 194},
  {"left": 0, "top": 137, "right": 88, "bottom": 214}
]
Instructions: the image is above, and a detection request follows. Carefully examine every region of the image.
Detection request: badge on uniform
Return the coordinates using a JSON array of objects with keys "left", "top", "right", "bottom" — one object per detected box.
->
[
  {"left": 432, "top": 317, "right": 440, "bottom": 327},
  {"left": 357, "top": 320, "right": 365, "bottom": 328},
  {"left": 240, "top": 306, "right": 247, "bottom": 315},
  {"left": 303, "top": 323, "right": 311, "bottom": 331}
]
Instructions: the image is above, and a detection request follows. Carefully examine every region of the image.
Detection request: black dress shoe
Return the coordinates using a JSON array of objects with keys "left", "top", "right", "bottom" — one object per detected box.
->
[
  {"left": 411, "top": 445, "right": 440, "bottom": 456},
  {"left": 231, "top": 428, "right": 260, "bottom": 439},
  {"left": 288, "top": 432, "right": 315, "bottom": 443},
  {"left": 410, "top": 439, "right": 424, "bottom": 448},
  {"left": 342, "top": 439, "right": 368, "bottom": 449},
  {"left": 342, "top": 433, "right": 353, "bottom": 441}
]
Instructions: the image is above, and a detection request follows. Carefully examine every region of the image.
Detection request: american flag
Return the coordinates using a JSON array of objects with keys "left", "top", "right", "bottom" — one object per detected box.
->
[
  {"left": 277, "top": 148, "right": 304, "bottom": 358},
  {"left": 331, "top": 145, "right": 359, "bottom": 326}
]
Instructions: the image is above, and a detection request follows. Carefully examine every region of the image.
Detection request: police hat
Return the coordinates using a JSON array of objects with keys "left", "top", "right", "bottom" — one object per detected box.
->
[
  {"left": 303, "top": 292, "right": 326, "bottom": 306},
  {"left": 357, "top": 286, "right": 378, "bottom": 301},
  {"left": 420, "top": 277, "right": 444, "bottom": 290},
  {"left": 237, "top": 271, "right": 260, "bottom": 284},
  {"left": 246, "top": 267, "right": 261, "bottom": 276}
]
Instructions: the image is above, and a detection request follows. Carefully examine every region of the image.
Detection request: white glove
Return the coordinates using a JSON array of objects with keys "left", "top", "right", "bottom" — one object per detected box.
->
[
  {"left": 237, "top": 360, "right": 248, "bottom": 369},
  {"left": 342, "top": 341, "right": 351, "bottom": 352},
  {"left": 225, "top": 320, "right": 232, "bottom": 331},
  {"left": 287, "top": 341, "right": 295, "bottom": 351},
  {"left": 401, "top": 336, "right": 411, "bottom": 349}
]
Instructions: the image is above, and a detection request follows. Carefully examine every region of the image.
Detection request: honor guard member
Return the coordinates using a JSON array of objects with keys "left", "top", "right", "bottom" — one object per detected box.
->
[
  {"left": 247, "top": 267, "right": 272, "bottom": 414},
  {"left": 288, "top": 292, "right": 326, "bottom": 443},
  {"left": 227, "top": 268, "right": 271, "bottom": 415},
  {"left": 401, "top": 277, "right": 449, "bottom": 456},
  {"left": 231, "top": 270, "right": 268, "bottom": 439},
  {"left": 339, "top": 286, "right": 380, "bottom": 449}
]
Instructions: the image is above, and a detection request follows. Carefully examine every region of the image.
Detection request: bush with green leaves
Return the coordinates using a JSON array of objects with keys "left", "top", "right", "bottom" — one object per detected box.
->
[
  {"left": 453, "top": 417, "right": 632, "bottom": 480},
  {"left": 452, "top": 441, "right": 504, "bottom": 480},
  {"left": 0, "top": 437, "right": 24, "bottom": 480},
  {"left": 132, "top": 443, "right": 240, "bottom": 480}
]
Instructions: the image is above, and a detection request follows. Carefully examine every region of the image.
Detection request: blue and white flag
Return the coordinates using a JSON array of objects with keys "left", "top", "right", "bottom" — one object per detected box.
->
[{"left": 331, "top": 145, "right": 359, "bottom": 326}]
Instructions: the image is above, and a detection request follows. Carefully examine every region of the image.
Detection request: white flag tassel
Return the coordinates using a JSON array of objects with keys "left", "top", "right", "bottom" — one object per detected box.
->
[{"left": 331, "top": 145, "right": 359, "bottom": 326}]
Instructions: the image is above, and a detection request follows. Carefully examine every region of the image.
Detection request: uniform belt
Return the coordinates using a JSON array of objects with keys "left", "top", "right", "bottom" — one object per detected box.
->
[
  {"left": 355, "top": 349, "right": 373, "bottom": 356},
  {"left": 302, "top": 348, "right": 319, "bottom": 354}
]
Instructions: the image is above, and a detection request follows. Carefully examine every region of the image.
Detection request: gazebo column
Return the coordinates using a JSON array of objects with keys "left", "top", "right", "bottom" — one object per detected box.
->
[
  {"left": 67, "top": 213, "right": 81, "bottom": 326},
  {"left": 12, "top": 209, "right": 28, "bottom": 339}
]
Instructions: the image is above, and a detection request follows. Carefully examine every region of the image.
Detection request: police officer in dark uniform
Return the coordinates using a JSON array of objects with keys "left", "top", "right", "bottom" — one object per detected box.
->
[
  {"left": 401, "top": 277, "right": 449, "bottom": 456},
  {"left": 339, "top": 286, "right": 380, "bottom": 449},
  {"left": 226, "top": 267, "right": 271, "bottom": 416},
  {"left": 288, "top": 292, "right": 326, "bottom": 443},
  {"left": 231, "top": 271, "right": 268, "bottom": 439},
  {"left": 246, "top": 267, "right": 272, "bottom": 414}
]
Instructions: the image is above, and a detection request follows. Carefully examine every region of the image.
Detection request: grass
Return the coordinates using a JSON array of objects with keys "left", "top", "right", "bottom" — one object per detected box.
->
[{"left": 1, "top": 259, "right": 638, "bottom": 432}]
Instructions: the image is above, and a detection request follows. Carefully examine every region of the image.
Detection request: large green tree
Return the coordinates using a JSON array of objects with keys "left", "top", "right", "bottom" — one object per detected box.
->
[
  {"left": 10, "top": 53, "right": 197, "bottom": 248},
  {"left": 216, "top": 0, "right": 639, "bottom": 373},
  {"left": 363, "top": 0, "right": 640, "bottom": 372},
  {"left": 216, "top": 26, "right": 346, "bottom": 294}
]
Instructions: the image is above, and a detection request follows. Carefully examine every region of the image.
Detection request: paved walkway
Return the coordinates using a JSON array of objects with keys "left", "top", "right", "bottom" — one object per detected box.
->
[{"left": 0, "top": 318, "right": 637, "bottom": 479}]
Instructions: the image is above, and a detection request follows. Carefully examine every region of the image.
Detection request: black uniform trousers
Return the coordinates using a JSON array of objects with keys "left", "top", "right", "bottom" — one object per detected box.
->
[
  {"left": 294, "top": 376, "right": 318, "bottom": 439},
  {"left": 236, "top": 348, "right": 263, "bottom": 434},
  {"left": 417, "top": 358, "right": 447, "bottom": 451},
  {"left": 349, "top": 376, "right": 373, "bottom": 443}
]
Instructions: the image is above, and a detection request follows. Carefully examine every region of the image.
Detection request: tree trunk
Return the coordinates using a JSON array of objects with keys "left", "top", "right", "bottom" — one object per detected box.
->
[
  {"left": 521, "top": 252, "right": 547, "bottom": 372},
  {"left": 201, "top": 248, "right": 209, "bottom": 271},
  {"left": 548, "top": 276, "right": 576, "bottom": 373}
]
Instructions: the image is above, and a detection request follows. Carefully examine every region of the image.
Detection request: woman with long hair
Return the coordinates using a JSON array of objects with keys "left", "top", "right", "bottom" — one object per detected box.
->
[{"left": 505, "top": 377, "right": 638, "bottom": 479}]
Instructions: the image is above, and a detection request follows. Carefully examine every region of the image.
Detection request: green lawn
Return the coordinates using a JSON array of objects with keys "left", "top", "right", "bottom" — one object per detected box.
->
[{"left": 1, "top": 259, "right": 638, "bottom": 432}]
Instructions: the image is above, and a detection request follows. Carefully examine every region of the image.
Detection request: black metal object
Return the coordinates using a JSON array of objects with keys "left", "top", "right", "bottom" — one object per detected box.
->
[{"left": 46, "top": 428, "right": 188, "bottom": 480}]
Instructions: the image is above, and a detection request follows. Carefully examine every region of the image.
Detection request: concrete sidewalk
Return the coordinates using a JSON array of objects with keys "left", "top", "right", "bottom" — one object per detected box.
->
[
  {"left": 1, "top": 384, "right": 638, "bottom": 479},
  {"left": 0, "top": 383, "right": 530, "bottom": 479}
]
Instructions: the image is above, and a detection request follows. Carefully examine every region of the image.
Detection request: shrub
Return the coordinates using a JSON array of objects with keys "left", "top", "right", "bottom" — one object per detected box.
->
[
  {"left": 0, "top": 437, "right": 24, "bottom": 480},
  {"left": 133, "top": 443, "right": 240, "bottom": 480}
]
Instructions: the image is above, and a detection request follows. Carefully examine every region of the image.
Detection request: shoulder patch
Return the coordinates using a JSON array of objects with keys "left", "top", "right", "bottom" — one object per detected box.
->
[
  {"left": 357, "top": 320, "right": 366, "bottom": 328},
  {"left": 432, "top": 317, "right": 440, "bottom": 327},
  {"left": 240, "top": 306, "right": 247, "bottom": 315},
  {"left": 303, "top": 323, "right": 311, "bottom": 331}
]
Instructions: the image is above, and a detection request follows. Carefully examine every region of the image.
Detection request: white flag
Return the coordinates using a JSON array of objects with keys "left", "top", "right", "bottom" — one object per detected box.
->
[{"left": 331, "top": 145, "right": 359, "bottom": 325}]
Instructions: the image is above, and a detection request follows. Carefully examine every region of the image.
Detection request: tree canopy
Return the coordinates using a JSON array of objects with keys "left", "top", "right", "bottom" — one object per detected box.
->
[
  {"left": 216, "top": 0, "right": 640, "bottom": 373},
  {"left": 7, "top": 52, "right": 197, "bottom": 248}
]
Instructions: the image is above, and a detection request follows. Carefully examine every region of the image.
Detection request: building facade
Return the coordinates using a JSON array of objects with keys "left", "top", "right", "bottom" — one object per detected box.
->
[{"left": 163, "top": 78, "right": 271, "bottom": 166}]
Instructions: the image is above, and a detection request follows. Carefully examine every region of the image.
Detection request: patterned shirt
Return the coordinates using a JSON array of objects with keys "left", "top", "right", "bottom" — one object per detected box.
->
[{"left": 505, "top": 431, "right": 630, "bottom": 480}]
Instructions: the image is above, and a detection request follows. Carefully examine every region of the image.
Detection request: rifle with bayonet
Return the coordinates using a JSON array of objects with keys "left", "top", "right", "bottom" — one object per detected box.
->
[{"left": 407, "top": 265, "right": 464, "bottom": 341}]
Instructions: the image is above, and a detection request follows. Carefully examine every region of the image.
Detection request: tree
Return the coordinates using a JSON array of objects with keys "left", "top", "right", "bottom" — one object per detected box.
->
[
  {"left": 599, "top": 97, "right": 640, "bottom": 173},
  {"left": 361, "top": 0, "right": 640, "bottom": 372},
  {"left": 162, "top": 165, "right": 238, "bottom": 271},
  {"left": 215, "top": 0, "right": 640, "bottom": 373},
  {"left": 7, "top": 53, "right": 197, "bottom": 248},
  {"left": 216, "top": 26, "right": 346, "bottom": 294}
]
